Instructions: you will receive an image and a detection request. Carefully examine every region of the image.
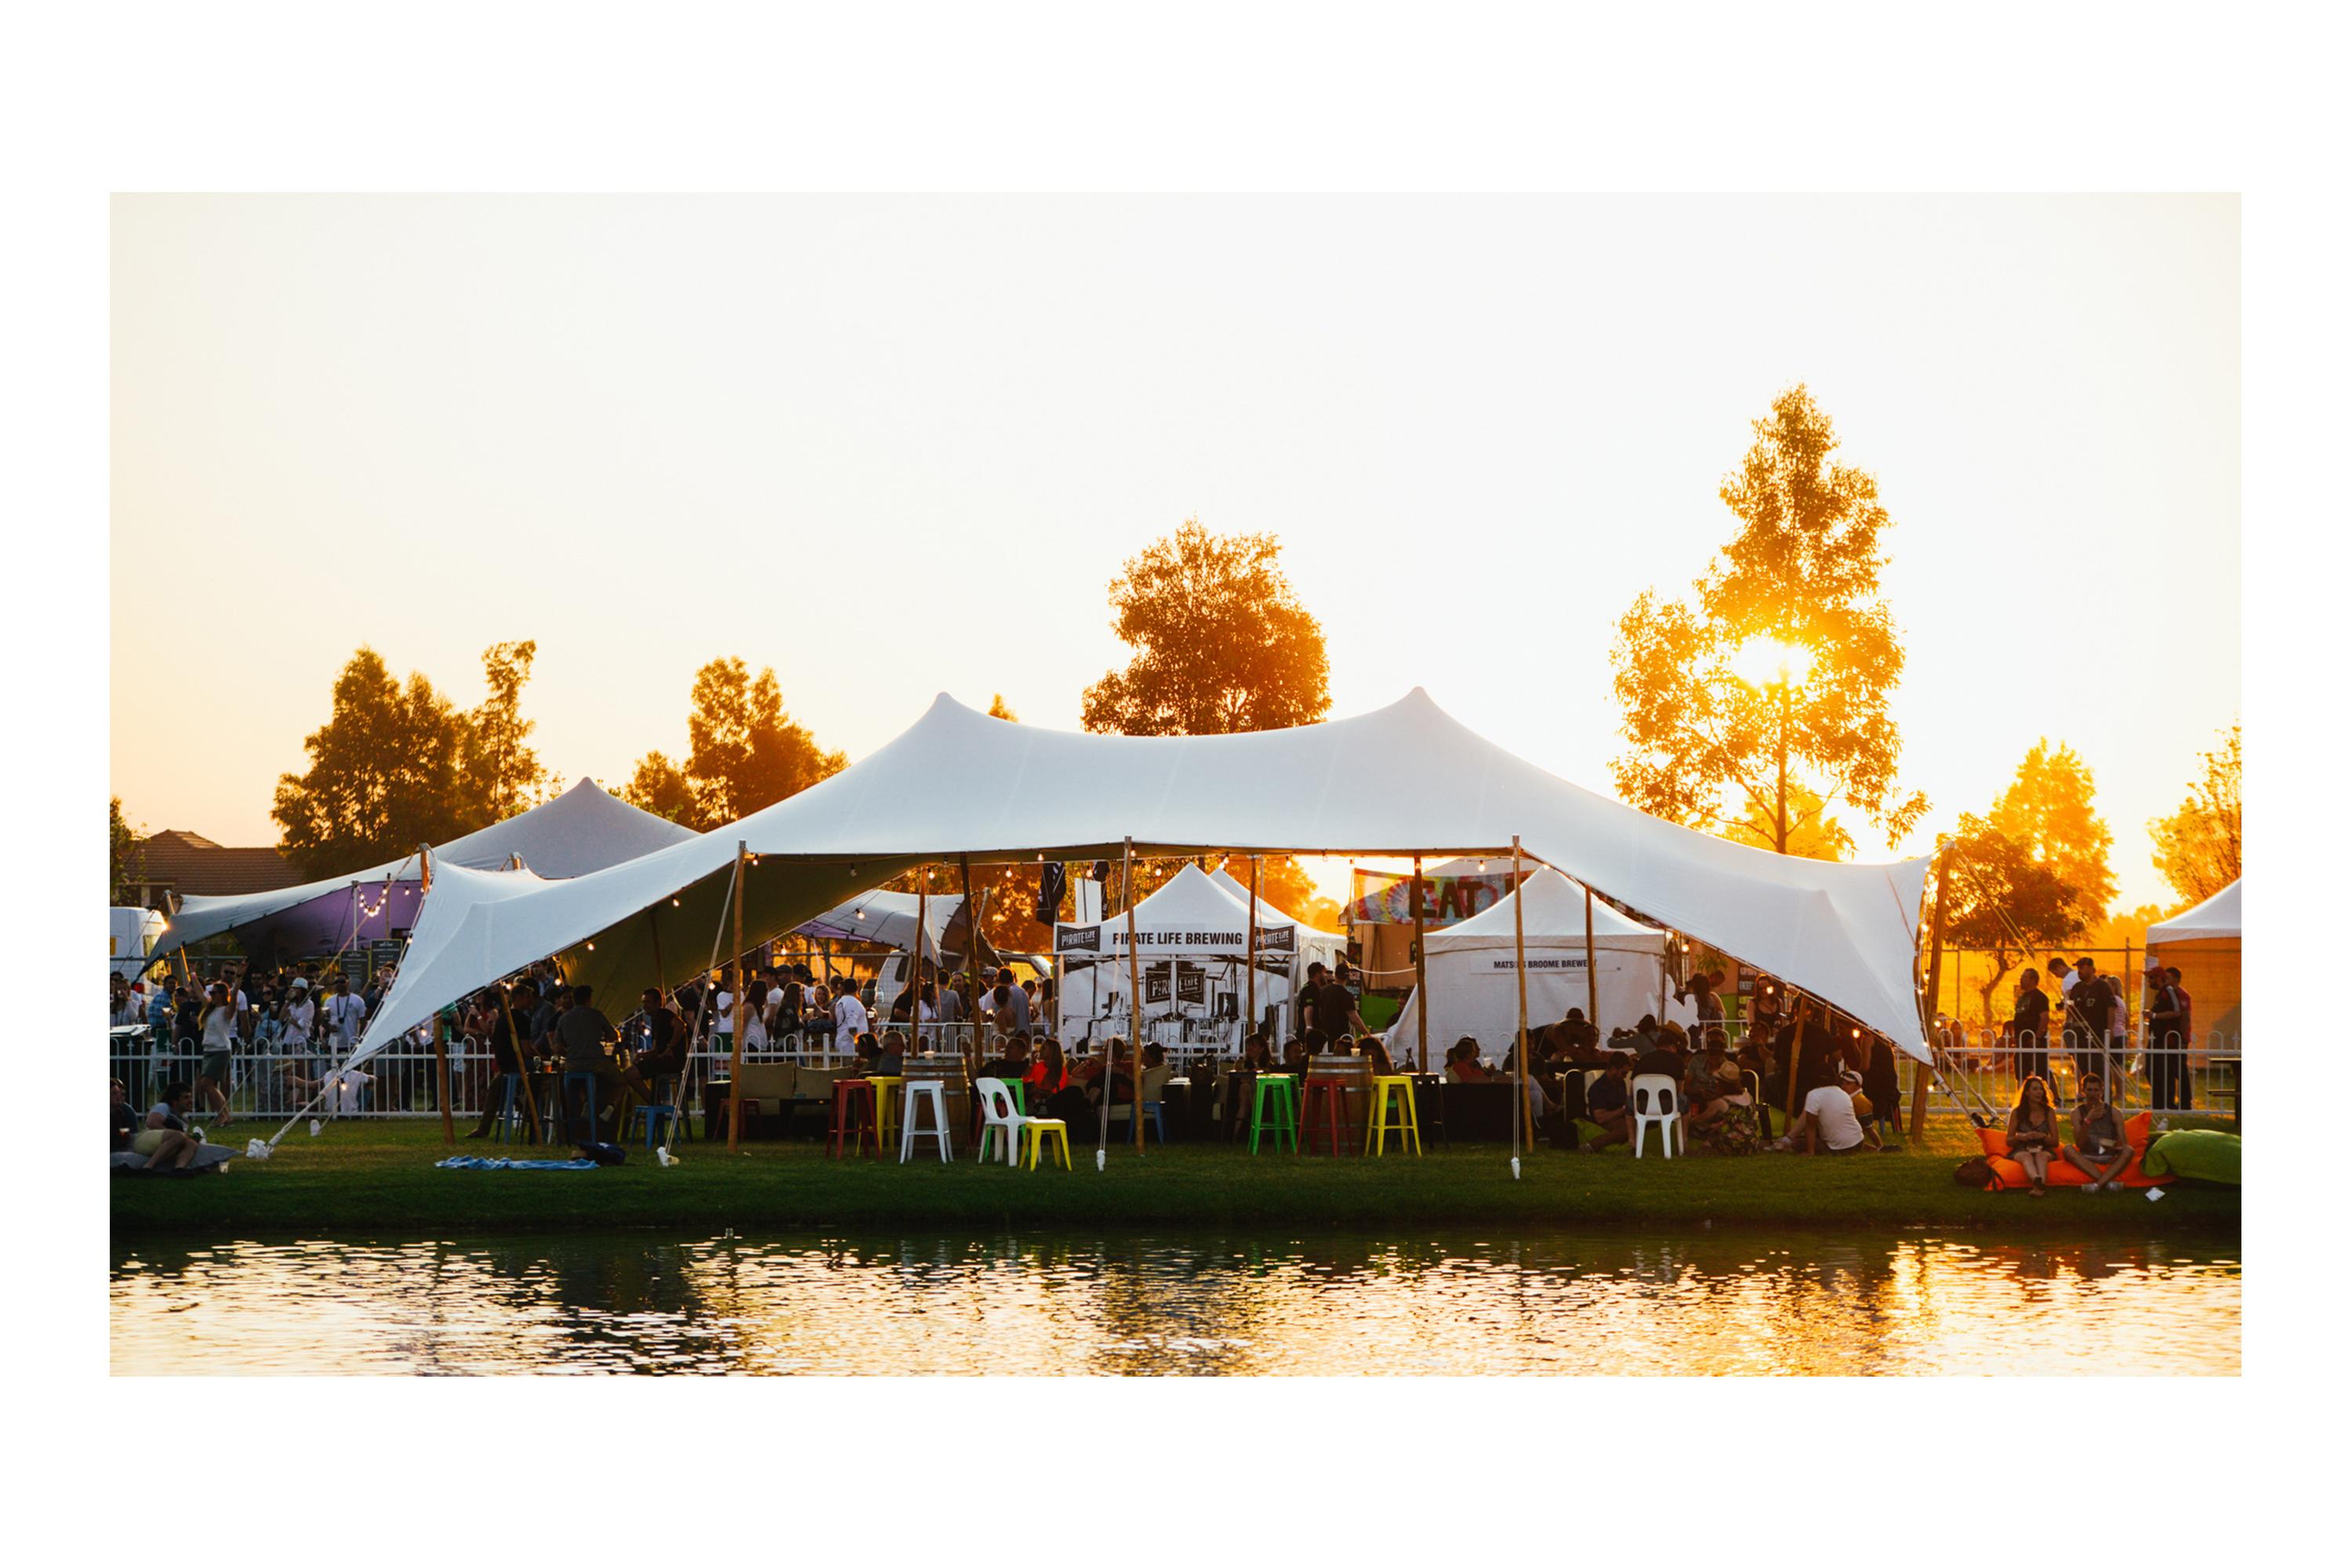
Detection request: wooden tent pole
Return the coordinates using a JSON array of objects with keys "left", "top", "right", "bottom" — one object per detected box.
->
[
  {"left": 960, "top": 853, "right": 975, "bottom": 1072},
  {"left": 1246, "top": 856, "right": 1259, "bottom": 1052},
  {"left": 1411, "top": 855, "right": 1429, "bottom": 1073},
  {"left": 419, "top": 846, "right": 454, "bottom": 1147},
  {"left": 1912, "top": 844, "right": 1950, "bottom": 1144},
  {"left": 1584, "top": 883, "right": 1599, "bottom": 1030},
  {"left": 916, "top": 870, "right": 929, "bottom": 1056},
  {"left": 1127, "top": 839, "right": 1144, "bottom": 1152},
  {"left": 1512, "top": 837, "right": 1529, "bottom": 1167},
  {"left": 727, "top": 842, "right": 747, "bottom": 1155}
]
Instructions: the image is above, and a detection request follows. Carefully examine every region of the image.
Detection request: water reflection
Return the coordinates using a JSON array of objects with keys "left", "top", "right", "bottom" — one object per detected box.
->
[{"left": 111, "top": 1230, "right": 2238, "bottom": 1376}]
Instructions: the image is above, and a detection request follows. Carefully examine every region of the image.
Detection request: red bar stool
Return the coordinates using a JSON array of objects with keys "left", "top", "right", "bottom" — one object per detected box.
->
[
  {"left": 1301, "top": 1078, "right": 1352, "bottom": 1156},
  {"left": 829, "top": 1078, "right": 877, "bottom": 1158}
]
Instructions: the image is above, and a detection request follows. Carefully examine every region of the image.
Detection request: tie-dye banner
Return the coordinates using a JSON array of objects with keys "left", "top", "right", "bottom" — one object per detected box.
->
[{"left": 1346, "top": 869, "right": 1525, "bottom": 927}]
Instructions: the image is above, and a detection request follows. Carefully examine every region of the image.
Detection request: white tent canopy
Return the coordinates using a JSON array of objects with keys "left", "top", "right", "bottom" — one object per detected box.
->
[
  {"left": 352, "top": 689, "right": 1930, "bottom": 1065},
  {"left": 156, "top": 777, "right": 699, "bottom": 961},
  {"left": 793, "top": 889, "right": 971, "bottom": 961},
  {"left": 1385, "top": 866, "right": 1695, "bottom": 1062},
  {"left": 2146, "top": 879, "right": 2241, "bottom": 944}
]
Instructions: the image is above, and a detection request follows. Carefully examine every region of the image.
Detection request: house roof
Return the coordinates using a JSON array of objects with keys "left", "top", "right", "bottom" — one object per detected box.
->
[{"left": 136, "top": 833, "right": 304, "bottom": 898}]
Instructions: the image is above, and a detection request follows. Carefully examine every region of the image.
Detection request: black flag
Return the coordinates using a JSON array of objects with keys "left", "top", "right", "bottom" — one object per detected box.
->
[{"left": 1036, "top": 861, "right": 1068, "bottom": 924}]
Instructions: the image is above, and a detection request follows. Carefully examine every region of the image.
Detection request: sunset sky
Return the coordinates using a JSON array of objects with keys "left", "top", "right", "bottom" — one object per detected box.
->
[{"left": 111, "top": 195, "right": 2238, "bottom": 914}]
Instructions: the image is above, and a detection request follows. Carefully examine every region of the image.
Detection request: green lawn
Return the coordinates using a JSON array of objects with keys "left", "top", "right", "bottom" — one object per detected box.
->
[{"left": 112, "top": 1115, "right": 2241, "bottom": 1240}]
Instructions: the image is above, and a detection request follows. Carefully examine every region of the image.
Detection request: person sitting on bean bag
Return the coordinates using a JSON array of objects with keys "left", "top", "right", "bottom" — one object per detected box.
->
[{"left": 2061, "top": 1072, "right": 2132, "bottom": 1192}]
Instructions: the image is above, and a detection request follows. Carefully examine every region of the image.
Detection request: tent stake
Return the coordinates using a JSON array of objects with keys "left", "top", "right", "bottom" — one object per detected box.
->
[{"left": 1512, "top": 837, "right": 1528, "bottom": 1166}]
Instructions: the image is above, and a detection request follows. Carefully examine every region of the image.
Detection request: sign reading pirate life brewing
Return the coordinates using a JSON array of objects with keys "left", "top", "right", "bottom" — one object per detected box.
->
[{"left": 1055, "top": 923, "right": 1270, "bottom": 953}]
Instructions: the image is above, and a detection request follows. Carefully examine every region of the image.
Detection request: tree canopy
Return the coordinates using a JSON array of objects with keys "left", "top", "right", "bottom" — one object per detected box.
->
[
  {"left": 2148, "top": 723, "right": 2241, "bottom": 906},
  {"left": 272, "top": 644, "right": 556, "bottom": 880},
  {"left": 1610, "top": 386, "right": 1928, "bottom": 851},
  {"left": 622, "top": 657, "right": 846, "bottom": 832},
  {"left": 1935, "top": 739, "right": 2114, "bottom": 1022},
  {"left": 1719, "top": 782, "right": 1853, "bottom": 862},
  {"left": 110, "top": 796, "right": 145, "bottom": 906},
  {"left": 1081, "top": 520, "right": 1330, "bottom": 737}
]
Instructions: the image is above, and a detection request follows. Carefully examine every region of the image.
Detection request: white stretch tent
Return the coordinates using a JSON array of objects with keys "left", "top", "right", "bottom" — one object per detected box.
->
[
  {"left": 155, "top": 777, "right": 698, "bottom": 963},
  {"left": 1054, "top": 863, "right": 1345, "bottom": 1044},
  {"left": 351, "top": 690, "right": 1931, "bottom": 1065},
  {"left": 1385, "top": 866, "right": 1696, "bottom": 1062},
  {"left": 2145, "top": 879, "right": 2241, "bottom": 944},
  {"left": 793, "top": 889, "right": 971, "bottom": 962}
]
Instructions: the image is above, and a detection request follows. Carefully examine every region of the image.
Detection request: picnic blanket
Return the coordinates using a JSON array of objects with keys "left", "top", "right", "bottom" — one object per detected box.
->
[{"left": 435, "top": 1156, "right": 602, "bottom": 1171}]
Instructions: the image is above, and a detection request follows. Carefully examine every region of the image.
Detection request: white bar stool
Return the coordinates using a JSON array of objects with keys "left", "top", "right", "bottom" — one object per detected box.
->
[{"left": 899, "top": 1080, "right": 953, "bottom": 1163}]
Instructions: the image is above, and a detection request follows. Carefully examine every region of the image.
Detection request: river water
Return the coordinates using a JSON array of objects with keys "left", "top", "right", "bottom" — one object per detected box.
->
[{"left": 110, "top": 1229, "right": 2238, "bottom": 1375}]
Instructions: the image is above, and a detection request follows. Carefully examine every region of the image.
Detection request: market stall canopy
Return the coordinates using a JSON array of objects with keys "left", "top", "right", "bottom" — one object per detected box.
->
[
  {"left": 1386, "top": 866, "right": 1693, "bottom": 1061},
  {"left": 1057, "top": 863, "right": 1341, "bottom": 960},
  {"left": 2145, "top": 879, "right": 2241, "bottom": 945},
  {"left": 154, "top": 777, "right": 697, "bottom": 961},
  {"left": 352, "top": 689, "right": 1930, "bottom": 1063}
]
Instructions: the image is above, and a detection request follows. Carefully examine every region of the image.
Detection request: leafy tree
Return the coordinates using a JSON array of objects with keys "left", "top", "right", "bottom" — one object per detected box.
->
[
  {"left": 110, "top": 796, "right": 146, "bottom": 905},
  {"left": 1938, "top": 824, "right": 2087, "bottom": 1023},
  {"left": 1981, "top": 739, "right": 2115, "bottom": 925},
  {"left": 623, "top": 657, "right": 846, "bottom": 830},
  {"left": 1081, "top": 520, "right": 1330, "bottom": 737},
  {"left": 273, "top": 648, "right": 470, "bottom": 878},
  {"left": 1718, "top": 782, "right": 1854, "bottom": 862},
  {"left": 457, "top": 640, "right": 552, "bottom": 824},
  {"left": 2148, "top": 722, "right": 2241, "bottom": 905},
  {"left": 1610, "top": 386, "right": 1928, "bottom": 851},
  {"left": 987, "top": 693, "right": 1019, "bottom": 722}
]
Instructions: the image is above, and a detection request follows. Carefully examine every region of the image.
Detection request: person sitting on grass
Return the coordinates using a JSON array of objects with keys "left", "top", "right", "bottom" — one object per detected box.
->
[
  {"left": 1771, "top": 1067, "right": 1874, "bottom": 1155},
  {"left": 1683, "top": 1032, "right": 1759, "bottom": 1149},
  {"left": 2003, "top": 1075, "right": 2060, "bottom": 1196},
  {"left": 111, "top": 1077, "right": 140, "bottom": 1152},
  {"left": 134, "top": 1082, "right": 202, "bottom": 1171},
  {"left": 1579, "top": 1053, "right": 1633, "bottom": 1152},
  {"left": 2062, "top": 1073, "right": 2132, "bottom": 1192}
]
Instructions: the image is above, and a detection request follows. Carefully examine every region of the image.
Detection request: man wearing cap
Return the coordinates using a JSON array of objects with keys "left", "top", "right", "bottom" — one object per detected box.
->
[{"left": 1773, "top": 1065, "right": 1876, "bottom": 1154}]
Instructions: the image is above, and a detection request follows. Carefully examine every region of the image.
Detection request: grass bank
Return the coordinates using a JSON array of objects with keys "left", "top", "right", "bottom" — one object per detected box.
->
[{"left": 111, "top": 1116, "right": 2241, "bottom": 1240}]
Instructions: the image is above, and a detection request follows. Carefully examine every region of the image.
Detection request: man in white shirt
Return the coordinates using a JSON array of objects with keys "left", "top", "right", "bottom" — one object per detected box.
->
[
  {"left": 1776, "top": 1069, "right": 1875, "bottom": 1154},
  {"left": 832, "top": 974, "right": 869, "bottom": 1053},
  {"left": 711, "top": 968, "right": 735, "bottom": 1055},
  {"left": 325, "top": 975, "right": 368, "bottom": 1054},
  {"left": 281, "top": 982, "right": 317, "bottom": 1051}
]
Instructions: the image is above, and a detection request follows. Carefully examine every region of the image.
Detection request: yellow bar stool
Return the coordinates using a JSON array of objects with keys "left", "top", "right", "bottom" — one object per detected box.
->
[
  {"left": 866, "top": 1076, "right": 903, "bottom": 1149},
  {"left": 1022, "top": 1117, "right": 1072, "bottom": 1170},
  {"left": 1366, "top": 1075, "right": 1422, "bottom": 1156}
]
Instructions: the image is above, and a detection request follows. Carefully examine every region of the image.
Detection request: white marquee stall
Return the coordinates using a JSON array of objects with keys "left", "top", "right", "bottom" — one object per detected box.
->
[{"left": 1385, "top": 866, "right": 1696, "bottom": 1064}]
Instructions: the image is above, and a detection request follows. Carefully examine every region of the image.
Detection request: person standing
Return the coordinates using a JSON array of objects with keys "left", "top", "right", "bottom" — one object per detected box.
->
[
  {"left": 831, "top": 973, "right": 870, "bottom": 1055},
  {"left": 2146, "top": 965, "right": 2193, "bottom": 1111},
  {"left": 710, "top": 967, "right": 736, "bottom": 1062},
  {"left": 464, "top": 985, "right": 528, "bottom": 1139},
  {"left": 195, "top": 982, "right": 236, "bottom": 1127},
  {"left": 2066, "top": 958, "right": 2115, "bottom": 1091},
  {"left": 325, "top": 974, "right": 368, "bottom": 1057},
  {"left": 2011, "top": 967, "right": 2053, "bottom": 1087},
  {"left": 554, "top": 983, "right": 620, "bottom": 1142}
]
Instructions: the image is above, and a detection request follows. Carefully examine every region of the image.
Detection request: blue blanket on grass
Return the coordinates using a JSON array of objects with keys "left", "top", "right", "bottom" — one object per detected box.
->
[{"left": 436, "top": 1156, "right": 601, "bottom": 1171}]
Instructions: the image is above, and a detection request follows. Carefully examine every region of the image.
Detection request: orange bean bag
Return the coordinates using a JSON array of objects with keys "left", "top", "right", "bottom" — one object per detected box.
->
[{"left": 1979, "top": 1111, "right": 2168, "bottom": 1189}]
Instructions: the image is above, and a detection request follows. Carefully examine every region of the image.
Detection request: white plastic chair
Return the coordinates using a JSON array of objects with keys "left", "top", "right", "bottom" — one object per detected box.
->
[
  {"left": 1629, "top": 1073, "right": 1684, "bottom": 1160},
  {"left": 972, "top": 1076, "right": 1029, "bottom": 1167}
]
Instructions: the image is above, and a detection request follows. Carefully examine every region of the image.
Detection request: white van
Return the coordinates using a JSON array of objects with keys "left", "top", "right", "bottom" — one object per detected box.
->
[{"left": 110, "top": 907, "right": 166, "bottom": 982}]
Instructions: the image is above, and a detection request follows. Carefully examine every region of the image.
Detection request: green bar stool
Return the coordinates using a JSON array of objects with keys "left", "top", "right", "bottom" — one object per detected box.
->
[{"left": 1250, "top": 1073, "right": 1298, "bottom": 1154}]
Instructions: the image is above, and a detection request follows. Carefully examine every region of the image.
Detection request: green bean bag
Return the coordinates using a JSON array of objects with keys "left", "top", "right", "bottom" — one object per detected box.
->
[{"left": 2140, "top": 1128, "right": 2241, "bottom": 1185}]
